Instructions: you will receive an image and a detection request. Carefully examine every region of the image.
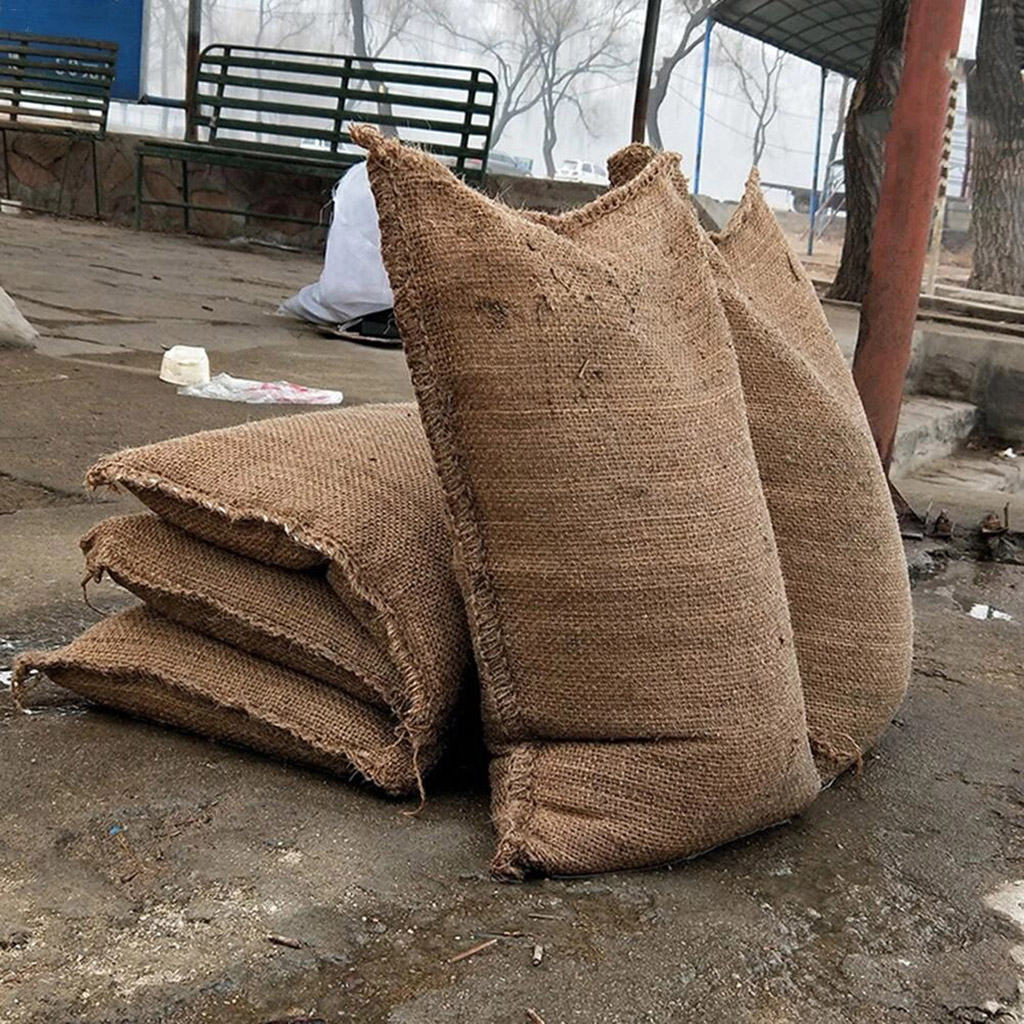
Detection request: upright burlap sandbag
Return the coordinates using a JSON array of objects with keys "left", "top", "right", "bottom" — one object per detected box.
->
[
  {"left": 83, "top": 403, "right": 472, "bottom": 793},
  {"left": 353, "top": 125, "right": 819, "bottom": 877},
  {"left": 608, "top": 146, "right": 912, "bottom": 779},
  {"left": 14, "top": 607, "right": 415, "bottom": 789},
  {"left": 81, "top": 514, "right": 400, "bottom": 707}
]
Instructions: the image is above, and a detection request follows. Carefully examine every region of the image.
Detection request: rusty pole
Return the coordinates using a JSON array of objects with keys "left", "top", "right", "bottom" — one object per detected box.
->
[
  {"left": 851, "top": 0, "right": 966, "bottom": 472},
  {"left": 185, "top": 0, "right": 202, "bottom": 142},
  {"left": 631, "top": 0, "right": 663, "bottom": 144}
]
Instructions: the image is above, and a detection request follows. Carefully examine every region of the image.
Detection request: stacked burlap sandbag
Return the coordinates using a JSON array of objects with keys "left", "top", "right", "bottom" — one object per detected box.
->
[
  {"left": 13, "top": 403, "right": 471, "bottom": 796},
  {"left": 607, "top": 147, "right": 913, "bottom": 781},
  {"left": 353, "top": 124, "right": 821, "bottom": 878}
]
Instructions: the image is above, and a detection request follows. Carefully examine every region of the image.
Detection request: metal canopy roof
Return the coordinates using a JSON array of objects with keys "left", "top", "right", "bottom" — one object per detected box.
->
[{"left": 709, "top": 0, "right": 883, "bottom": 78}]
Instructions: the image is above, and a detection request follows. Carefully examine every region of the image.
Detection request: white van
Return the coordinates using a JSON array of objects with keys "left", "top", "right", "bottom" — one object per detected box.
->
[{"left": 554, "top": 159, "right": 609, "bottom": 185}]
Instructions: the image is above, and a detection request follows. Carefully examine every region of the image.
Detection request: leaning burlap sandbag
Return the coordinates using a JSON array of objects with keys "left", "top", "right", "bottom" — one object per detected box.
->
[
  {"left": 81, "top": 403, "right": 471, "bottom": 794},
  {"left": 354, "top": 124, "right": 819, "bottom": 878},
  {"left": 711, "top": 173, "right": 912, "bottom": 776},
  {"left": 14, "top": 607, "right": 414, "bottom": 788},
  {"left": 81, "top": 514, "right": 400, "bottom": 707},
  {"left": 608, "top": 146, "right": 912, "bottom": 779}
]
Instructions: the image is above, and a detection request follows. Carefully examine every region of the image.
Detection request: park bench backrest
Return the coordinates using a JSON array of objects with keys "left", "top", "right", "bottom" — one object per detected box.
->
[
  {"left": 0, "top": 32, "right": 117, "bottom": 136},
  {"left": 191, "top": 45, "right": 498, "bottom": 180}
]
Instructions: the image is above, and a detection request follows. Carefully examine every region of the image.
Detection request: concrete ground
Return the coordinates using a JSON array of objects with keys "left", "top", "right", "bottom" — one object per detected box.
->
[{"left": 2, "top": 215, "right": 1024, "bottom": 1024}]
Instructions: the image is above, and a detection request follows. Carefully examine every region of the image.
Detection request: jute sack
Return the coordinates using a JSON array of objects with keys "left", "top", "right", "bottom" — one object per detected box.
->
[
  {"left": 81, "top": 514, "right": 400, "bottom": 707},
  {"left": 13, "top": 607, "right": 414, "bottom": 789},
  {"left": 82, "top": 403, "right": 472, "bottom": 793},
  {"left": 354, "top": 125, "right": 819, "bottom": 878},
  {"left": 609, "top": 146, "right": 912, "bottom": 779}
]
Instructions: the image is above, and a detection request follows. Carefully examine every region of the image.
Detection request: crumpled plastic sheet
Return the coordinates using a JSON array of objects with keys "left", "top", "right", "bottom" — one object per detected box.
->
[{"left": 178, "top": 372, "right": 343, "bottom": 405}]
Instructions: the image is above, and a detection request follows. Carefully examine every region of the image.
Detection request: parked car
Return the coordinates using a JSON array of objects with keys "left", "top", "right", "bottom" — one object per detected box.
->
[
  {"left": 483, "top": 150, "right": 534, "bottom": 176},
  {"left": 442, "top": 150, "right": 533, "bottom": 177},
  {"left": 554, "top": 159, "right": 609, "bottom": 185}
]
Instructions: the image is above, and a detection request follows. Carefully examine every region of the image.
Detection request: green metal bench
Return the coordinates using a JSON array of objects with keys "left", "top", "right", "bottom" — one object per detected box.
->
[
  {"left": 135, "top": 44, "right": 498, "bottom": 232},
  {"left": 0, "top": 31, "right": 117, "bottom": 217}
]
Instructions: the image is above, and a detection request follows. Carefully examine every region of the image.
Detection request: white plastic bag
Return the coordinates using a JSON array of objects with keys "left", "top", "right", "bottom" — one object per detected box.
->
[
  {"left": 178, "top": 373, "right": 343, "bottom": 405},
  {"left": 0, "top": 285, "right": 39, "bottom": 349},
  {"left": 279, "top": 161, "right": 393, "bottom": 326}
]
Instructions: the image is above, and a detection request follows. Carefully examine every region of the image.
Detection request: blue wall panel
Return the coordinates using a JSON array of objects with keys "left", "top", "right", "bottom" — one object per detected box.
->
[{"left": 0, "top": 0, "right": 146, "bottom": 100}]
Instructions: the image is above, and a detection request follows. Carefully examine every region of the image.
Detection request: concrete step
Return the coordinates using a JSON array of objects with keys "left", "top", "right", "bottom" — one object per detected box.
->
[
  {"left": 904, "top": 448, "right": 1022, "bottom": 496},
  {"left": 894, "top": 422, "right": 1022, "bottom": 530},
  {"left": 898, "top": 461, "right": 1024, "bottom": 533},
  {"left": 820, "top": 302, "right": 1024, "bottom": 445},
  {"left": 891, "top": 396, "right": 980, "bottom": 478}
]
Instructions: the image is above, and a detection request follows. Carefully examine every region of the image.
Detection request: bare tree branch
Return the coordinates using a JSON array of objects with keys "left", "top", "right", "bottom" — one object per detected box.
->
[
  {"left": 719, "top": 36, "right": 787, "bottom": 165},
  {"left": 423, "top": 0, "right": 643, "bottom": 171}
]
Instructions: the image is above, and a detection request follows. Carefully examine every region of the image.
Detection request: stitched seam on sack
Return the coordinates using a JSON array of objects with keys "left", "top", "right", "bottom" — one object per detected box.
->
[
  {"left": 353, "top": 124, "right": 540, "bottom": 858},
  {"left": 358, "top": 132, "right": 526, "bottom": 738}
]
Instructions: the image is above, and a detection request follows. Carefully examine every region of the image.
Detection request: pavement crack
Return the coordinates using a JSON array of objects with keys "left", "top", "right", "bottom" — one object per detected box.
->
[
  {"left": 4, "top": 293, "right": 135, "bottom": 321},
  {"left": 914, "top": 665, "right": 973, "bottom": 687}
]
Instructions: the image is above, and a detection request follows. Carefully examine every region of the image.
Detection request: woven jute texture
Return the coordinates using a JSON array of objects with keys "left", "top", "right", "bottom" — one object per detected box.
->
[
  {"left": 354, "top": 124, "right": 820, "bottom": 878},
  {"left": 608, "top": 145, "right": 912, "bottom": 779},
  {"left": 82, "top": 403, "right": 472, "bottom": 794},
  {"left": 81, "top": 514, "right": 400, "bottom": 707},
  {"left": 13, "top": 607, "right": 412, "bottom": 789}
]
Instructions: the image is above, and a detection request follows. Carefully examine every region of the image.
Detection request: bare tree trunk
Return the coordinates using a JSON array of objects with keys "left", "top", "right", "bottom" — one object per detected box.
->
[
  {"left": 347, "top": 0, "right": 399, "bottom": 137},
  {"left": 752, "top": 114, "right": 767, "bottom": 164},
  {"left": 644, "top": 10, "right": 707, "bottom": 150},
  {"left": 825, "top": 76, "right": 852, "bottom": 173},
  {"left": 827, "top": 0, "right": 908, "bottom": 302},
  {"left": 967, "top": 0, "right": 1024, "bottom": 294},
  {"left": 542, "top": 94, "right": 558, "bottom": 176},
  {"left": 350, "top": 0, "right": 369, "bottom": 55}
]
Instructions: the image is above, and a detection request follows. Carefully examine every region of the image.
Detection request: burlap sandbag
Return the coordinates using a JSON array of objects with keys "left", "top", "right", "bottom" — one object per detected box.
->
[
  {"left": 80, "top": 514, "right": 400, "bottom": 707},
  {"left": 13, "top": 607, "right": 414, "bottom": 789},
  {"left": 710, "top": 173, "right": 912, "bottom": 776},
  {"left": 353, "top": 125, "right": 819, "bottom": 878},
  {"left": 609, "top": 146, "right": 912, "bottom": 778},
  {"left": 83, "top": 403, "right": 472, "bottom": 793}
]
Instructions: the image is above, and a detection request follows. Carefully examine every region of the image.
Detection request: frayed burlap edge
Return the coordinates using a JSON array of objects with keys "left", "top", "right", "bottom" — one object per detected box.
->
[{"left": 8, "top": 650, "right": 416, "bottom": 794}]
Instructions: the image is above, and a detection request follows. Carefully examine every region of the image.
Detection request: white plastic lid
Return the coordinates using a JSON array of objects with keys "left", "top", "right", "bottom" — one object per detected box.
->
[{"left": 160, "top": 345, "right": 210, "bottom": 386}]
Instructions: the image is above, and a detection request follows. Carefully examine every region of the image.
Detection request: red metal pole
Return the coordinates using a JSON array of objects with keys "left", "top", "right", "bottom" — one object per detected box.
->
[{"left": 851, "top": 0, "right": 966, "bottom": 472}]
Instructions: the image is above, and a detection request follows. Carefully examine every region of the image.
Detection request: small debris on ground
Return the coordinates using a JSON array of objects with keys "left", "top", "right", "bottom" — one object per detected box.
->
[
  {"left": 931, "top": 509, "right": 953, "bottom": 539},
  {"left": 267, "top": 934, "right": 304, "bottom": 949},
  {"left": 967, "top": 603, "right": 1013, "bottom": 622},
  {"left": 179, "top": 373, "right": 343, "bottom": 405},
  {"left": 532, "top": 943, "right": 544, "bottom": 966},
  {"left": 447, "top": 937, "right": 498, "bottom": 964},
  {"left": 0, "top": 930, "right": 30, "bottom": 950},
  {"left": 981, "top": 511, "right": 1007, "bottom": 535}
]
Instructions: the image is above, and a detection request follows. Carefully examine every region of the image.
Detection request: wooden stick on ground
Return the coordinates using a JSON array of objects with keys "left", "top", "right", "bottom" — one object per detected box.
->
[{"left": 447, "top": 937, "right": 499, "bottom": 964}]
